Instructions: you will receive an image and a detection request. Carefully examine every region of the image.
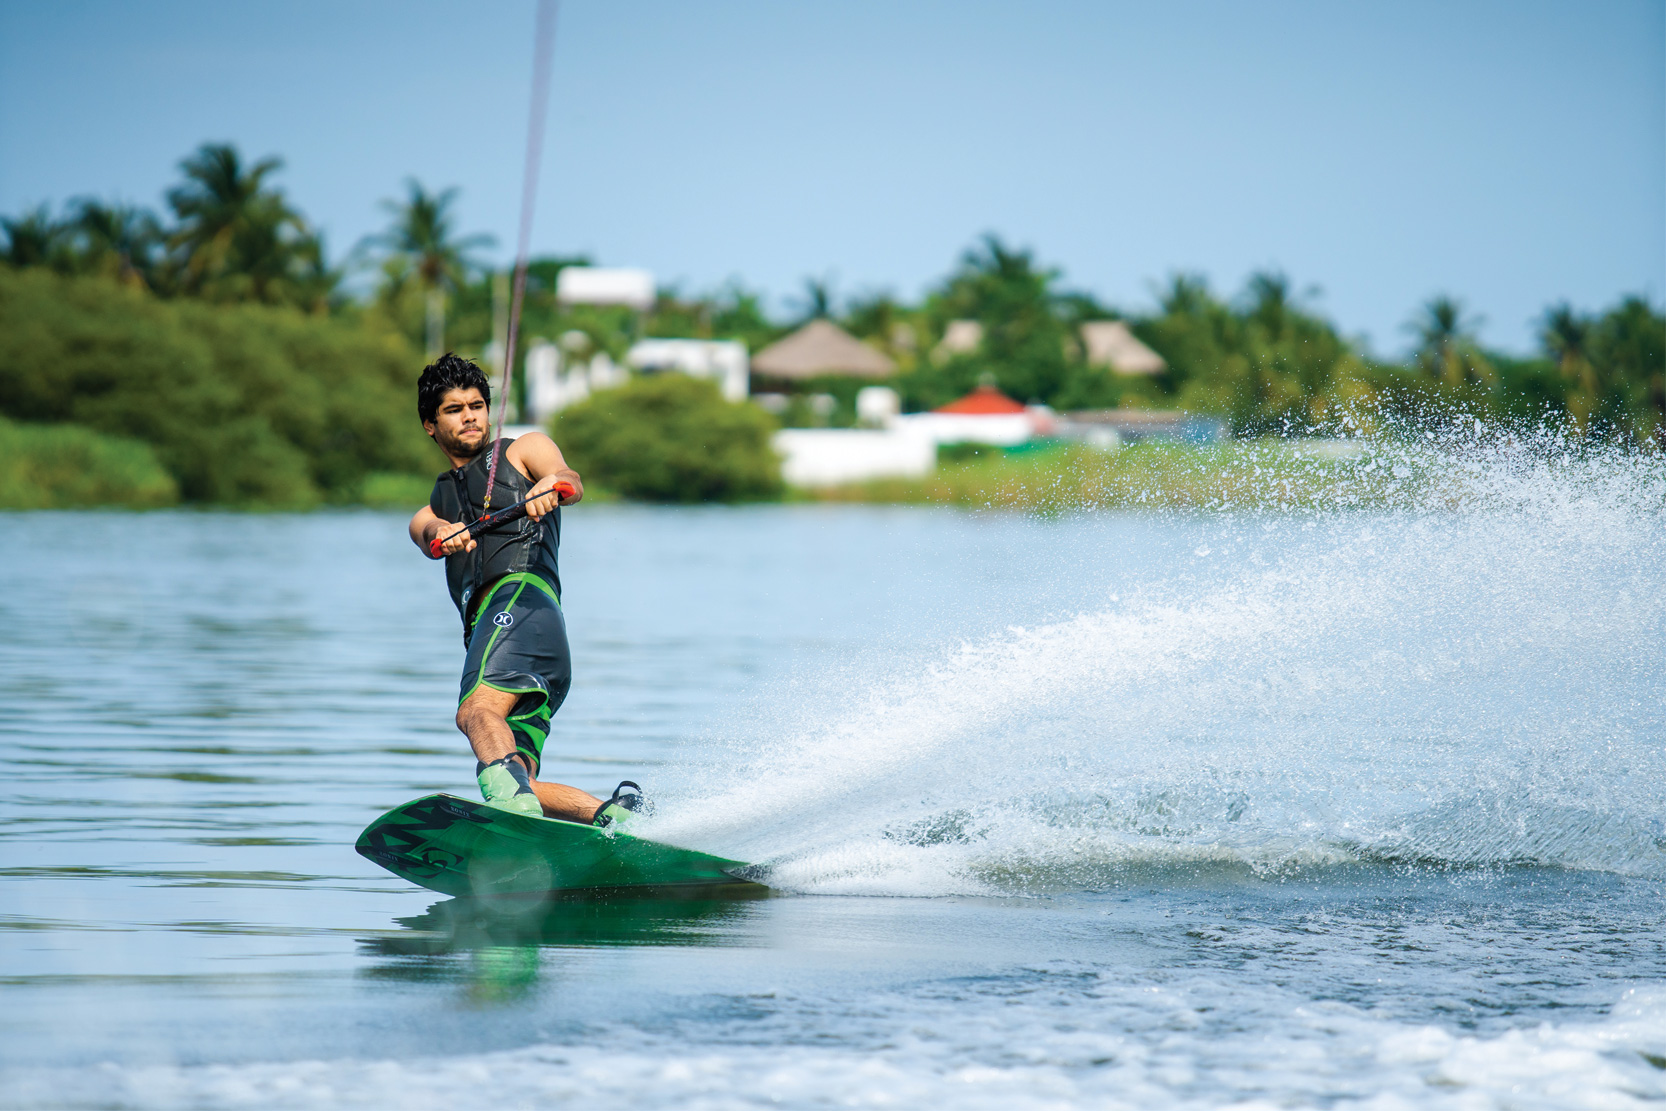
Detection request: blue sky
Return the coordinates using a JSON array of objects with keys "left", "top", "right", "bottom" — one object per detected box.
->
[{"left": 1, "top": 0, "right": 1661, "bottom": 354}]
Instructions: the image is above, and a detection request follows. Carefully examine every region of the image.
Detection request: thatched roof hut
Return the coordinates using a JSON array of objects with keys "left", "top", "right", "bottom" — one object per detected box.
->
[
  {"left": 933, "top": 319, "right": 983, "bottom": 362},
  {"left": 752, "top": 319, "right": 895, "bottom": 379},
  {"left": 1080, "top": 321, "right": 1166, "bottom": 375}
]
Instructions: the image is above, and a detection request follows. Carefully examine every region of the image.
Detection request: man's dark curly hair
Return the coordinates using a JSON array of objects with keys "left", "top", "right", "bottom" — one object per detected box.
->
[{"left": 416, "top": 353, "right": 491, "bottom": 424}]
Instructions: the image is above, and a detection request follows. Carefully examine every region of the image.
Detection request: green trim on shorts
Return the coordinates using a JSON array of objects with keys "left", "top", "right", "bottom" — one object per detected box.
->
[
  {"left": 458, "top": 571, "right": 561, "bottom": 773},
  {"left": 466, "top": 571, "right": 560, "bottom": 632},
  {"left": 459, "top": 570, "right": 559, "bottom": 699},
  {"left": 459, "top": 577, "right": 528, "bottom": 701},
  {"left": 457, "top": 674, "right": 552, "bottom": 773}
]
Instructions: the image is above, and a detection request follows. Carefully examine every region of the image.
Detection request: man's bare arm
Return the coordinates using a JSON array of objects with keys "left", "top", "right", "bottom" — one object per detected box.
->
[
  {"left": 409, "top": 505, "right": 475, "bottom": 557},
  {"left": 408, "top": 433, "right": 579, "bottom": 556},
  {"left": 505, "top": 432, "right": 583, "bottom": 521}
]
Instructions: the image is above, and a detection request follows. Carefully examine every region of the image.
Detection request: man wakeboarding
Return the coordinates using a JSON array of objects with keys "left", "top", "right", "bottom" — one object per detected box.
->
[{"left": 407, "top": 353, "right": 642, "bottom": 827}]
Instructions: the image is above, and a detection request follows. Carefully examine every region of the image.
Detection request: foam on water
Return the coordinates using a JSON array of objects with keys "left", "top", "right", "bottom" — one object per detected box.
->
[
  {"left": 643, "top": 427, "right": 1666, "bottom": 894},
  {"left": 15, "top": 985, "right": 1666, "bottom": 1109}
]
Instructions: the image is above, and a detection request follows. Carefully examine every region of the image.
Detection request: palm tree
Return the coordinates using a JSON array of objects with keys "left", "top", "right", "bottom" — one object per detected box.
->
[
  {"left": 1590, "top": 296, "right": 1666, "bottom": 446},
  {"left": 1542, "top": 303, "right": 1599, "bottom": 431},
  {"left": 793, "top": 275, "right": 835, "bottom": 322},
  {"left": 166, "top": 143, "right": 304, "bottom": 299},
  {"left": 1408, "top": 296, "right": 1492, "bottom": 388},
  {"left": 366, "top": 180, "right": 494, "bottom": 358},
  {"left": 284, "top": 230, "right": 342, "bottom": 315},
  {"left": 1155, "top": 273, "right": 1212, "bottom": 318},
  {"left": 842, "top": 290, "right": 899, "bottom": 339},
  {"left": 931, "top": 234, "right": 1068, "bottom": 402},
  {"left": 1, "top": 205, "right": 67, "bottom": 268},
  {"left": 67, "top": 199, "right": 162, "bottom": 287},
  {"left": 1245, "top": 271, "right": 1293, "bottom": 339}
]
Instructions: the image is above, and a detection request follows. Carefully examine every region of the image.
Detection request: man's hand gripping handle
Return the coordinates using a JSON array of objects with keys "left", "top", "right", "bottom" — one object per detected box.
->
[{"left": 428, "top": 481, "right": 575, "bottom": 559}]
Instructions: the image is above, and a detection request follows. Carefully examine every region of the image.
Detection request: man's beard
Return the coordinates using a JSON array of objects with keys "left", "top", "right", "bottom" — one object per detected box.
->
[{"left": 441, "top": 427, "right": 487, "bottom": 459}]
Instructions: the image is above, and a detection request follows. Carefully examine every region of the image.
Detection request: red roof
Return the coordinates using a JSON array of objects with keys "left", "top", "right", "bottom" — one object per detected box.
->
[{"left": 934, "top": 384, "right": 1026, "bottom": 415}]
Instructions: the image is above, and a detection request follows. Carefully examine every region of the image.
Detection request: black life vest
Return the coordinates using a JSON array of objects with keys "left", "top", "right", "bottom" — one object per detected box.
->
[{"left": 428, "top": 438, "right": 562, "bottom": 632}]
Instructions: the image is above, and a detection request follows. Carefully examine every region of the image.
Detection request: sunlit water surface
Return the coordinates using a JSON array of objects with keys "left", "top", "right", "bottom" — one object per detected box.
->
[{"left": 3, "top": 438, "right": 1665, "bottom": 1109}]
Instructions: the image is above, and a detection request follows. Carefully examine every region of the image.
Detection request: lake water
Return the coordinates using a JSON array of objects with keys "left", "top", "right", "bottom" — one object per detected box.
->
[{"left": 3, "top": 437, "right": 1665, "bottom": 1109}]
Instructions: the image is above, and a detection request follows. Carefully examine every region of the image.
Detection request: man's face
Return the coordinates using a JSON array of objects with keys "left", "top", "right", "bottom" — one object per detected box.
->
[{"left": 424, "top": 387, "right": 489, "bottom": 458}]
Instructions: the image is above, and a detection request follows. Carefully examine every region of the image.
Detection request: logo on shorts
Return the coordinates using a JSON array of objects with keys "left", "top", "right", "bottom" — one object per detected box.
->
[{"left": 493, "top": 612, "right": 514, "bottom": 628}]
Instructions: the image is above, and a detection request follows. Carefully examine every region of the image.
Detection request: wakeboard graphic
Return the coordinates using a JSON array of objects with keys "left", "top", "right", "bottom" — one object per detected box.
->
[{"left": 356, "top": 794, "right": 761, "bottom": 897}]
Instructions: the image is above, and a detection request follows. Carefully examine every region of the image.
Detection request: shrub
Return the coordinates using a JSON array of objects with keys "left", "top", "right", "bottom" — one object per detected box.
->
[
  {"left": 358, "top": 471, "right": 440, "bottom": 508},
  {"left": 552, "top": 375, "right": 782, "bottom": 502},
  {"left": 0, "top": 418, "right": 179, "bottom": 508},
  {"left": 0, "top": 266, "right": 439, "bottom": 506}
]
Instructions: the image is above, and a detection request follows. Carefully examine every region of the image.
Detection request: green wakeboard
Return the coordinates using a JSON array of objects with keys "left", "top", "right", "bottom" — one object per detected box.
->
[{"left": 356, "top": 793, "right": 761, "bottom": 898}]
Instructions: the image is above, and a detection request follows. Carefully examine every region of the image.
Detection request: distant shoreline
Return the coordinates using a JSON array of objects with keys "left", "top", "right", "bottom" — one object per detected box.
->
[{"left": 0, "top": 439, "right": 1499, "bottom": 514}]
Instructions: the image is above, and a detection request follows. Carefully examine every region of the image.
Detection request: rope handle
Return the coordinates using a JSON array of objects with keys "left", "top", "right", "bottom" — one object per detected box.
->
[{"left": 429, "top": 480, "right": 574, "bottom": 559}]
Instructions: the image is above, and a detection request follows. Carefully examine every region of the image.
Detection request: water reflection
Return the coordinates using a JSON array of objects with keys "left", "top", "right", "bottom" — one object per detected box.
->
[
  {"left": 358, "top": 889, "right": 769, "bottom": 1001},
  {"left": 364, "top": 887, "right": 770, "bottom": 960}
]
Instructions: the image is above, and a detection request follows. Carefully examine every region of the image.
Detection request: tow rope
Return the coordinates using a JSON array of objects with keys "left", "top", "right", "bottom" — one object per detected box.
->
[{"left": 481, "top": 0, "right": 559, "bottom": 514}]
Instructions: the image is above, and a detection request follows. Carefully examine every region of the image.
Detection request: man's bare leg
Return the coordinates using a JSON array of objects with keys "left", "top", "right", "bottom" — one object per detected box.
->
[
  {"left": 456, "top": 685, "right": 602, "bottom": 823},
  {"left": 527, "top": 779, "right": 604, "bottom": 823}
]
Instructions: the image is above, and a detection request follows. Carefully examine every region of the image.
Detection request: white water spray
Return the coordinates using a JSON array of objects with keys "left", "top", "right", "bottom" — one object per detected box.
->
[{"left": 647, "top": 424, "right": 1666, "bottom": 893}]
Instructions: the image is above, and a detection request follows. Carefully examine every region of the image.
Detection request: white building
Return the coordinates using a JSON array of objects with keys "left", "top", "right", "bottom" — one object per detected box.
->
[
  {"left": 522, "top": 336, "right": 750, "bottom": 420},
  {"left": 524, "top": 342, "right": 566, "bottom": 420},
  {"left": 555, "top": 267, "right": 656, "bottom": 311},
  {"left": 895, "top": 384, "right": 1052, "bottom": 447},
  {"left": 855, "top": 385, "right": 901, "bottom": 426},
  {"left": 523, "top": 340, "right": 628, "bottom": 422},
  {"left": 770, "top": 387, "right": 934, "bottom": 487},
  {"left": 773, "top": 427, "right": 936, "bottom": 487},
  {"left": 627, "top": 338, "right": 749, "bottom": 402}
]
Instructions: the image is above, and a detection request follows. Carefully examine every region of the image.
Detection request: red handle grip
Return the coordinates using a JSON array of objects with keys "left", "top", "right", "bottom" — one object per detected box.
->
[{"left": 428, "top": 481, "right": 577, "bottom": 559}]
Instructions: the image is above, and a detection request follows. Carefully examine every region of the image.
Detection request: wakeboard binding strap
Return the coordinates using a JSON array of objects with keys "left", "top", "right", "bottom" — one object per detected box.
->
[
  {"left": 477, "top": 753, "right": 538, "bottom": 807},
  {"left": 592, "top": 781, "right": 649, "bottom": 828}
]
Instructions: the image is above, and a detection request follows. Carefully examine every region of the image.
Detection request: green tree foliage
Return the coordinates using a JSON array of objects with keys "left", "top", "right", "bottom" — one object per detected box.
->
[
  {"left": 1, "top": 144, "right": 336, "bottom": 310},
  {"left": 881, "top": 237, "right": 1131, "bottom": 414},
  {"left": 453, "top": 272, "right": 788, "bottom": 388},
  {"left": 364, "top": 180, "right": 495, "bottom": 357},
  {"left": 1134, "top": 273, "right": 1375, "bottom": 435},
  {"left": 842, "top": 290, "right": 906, "bottom": 345},
  {"left": 705, "top": 285, "right": 784, "bottom": 353},
  {"left": 1542, "top": 302, "right": 1599, "bottom": 431},
  {"left": 1367, "top": 295, "right": 1665, "bottom": 445},
  {"left": 66, "top": 199, "right": 163, "bottom": 288},
  {"left": 914, "top": 235, "right": 1072, "bottom": 407},
  {"left": 1, "top": 205, "right": 72, "bottom": 269},
  {"left": 1408, "top": 296, "right": 1494, "bottom": 389},
  {"left": 437, "top": 255, "right": 778, "bottom": 398},
  {"left": 443, "top": 256, "right": 591, "bottom": 388},
  {"left": 636, "top": 282, "right": 783, "bottom": 353},
  {"left": 552, "top": 375, "right": 782, "bottom": 502},
  {"left": 0, "top": 267, "right": 437, "bottom": 506},
  {"left": 164, "top": 143, "right": 336, "bottom": 310},
  {"left": 4, "top": 142, "right": 1663, "bottom": 495},
  {"left": 1543, "top": 297, "right": 1666, "bottom": 444},
  {"left": 0, "top": 417, "right": 178, "bottom": 508},
  {"left": 792, "top": 275, "right": 836, "bottom": 322}
]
